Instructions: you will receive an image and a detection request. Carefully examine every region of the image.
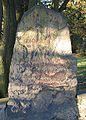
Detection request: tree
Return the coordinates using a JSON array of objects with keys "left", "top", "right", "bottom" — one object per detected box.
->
[
  {"left": 2, "top": 0, "right": 17, "bottom": 96},
  {"left": 15, "top": 0, "right": 25, "bottom": 23},
  {"left": 2, "top": 0, "right": 10, "bottom": 96},
  {"left": 64, "top": 0, "right": 86, "bottom": 54},
  {"left": 52, "top": 0, "right": 70, "bottom": 12},
  {"left": 4, "top": 0, "right": 17, "bottom": 96},
  {"left": 0, "top": 0, "right": 5, "bottom": 97},
  {"left": 0, "top": 0, "right": 3, "bottom": 38},
  {"left": 58, "top": 0, "right": 70, "bottom": 12}
]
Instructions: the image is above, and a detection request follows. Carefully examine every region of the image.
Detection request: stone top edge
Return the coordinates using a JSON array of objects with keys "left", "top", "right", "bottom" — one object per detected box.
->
[{"left": 19, "top": 4, "right": 67, "bottom": 30}]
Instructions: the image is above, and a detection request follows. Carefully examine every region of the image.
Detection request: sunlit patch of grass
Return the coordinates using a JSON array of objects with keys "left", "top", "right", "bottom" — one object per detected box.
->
[
  {"left": 77, "top": 56, "right": 86, "bottom": 77},
  {"left": 77, "top": 56, "right": 86, "bottom": 90}
]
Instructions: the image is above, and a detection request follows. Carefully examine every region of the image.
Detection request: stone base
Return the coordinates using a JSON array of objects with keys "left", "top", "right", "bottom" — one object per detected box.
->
[
  {"left": 7, "top": 86, "right": 78, "bottom": 120},
  {"left": 8, "top": 55, "right": 78, "bottom": 120}
]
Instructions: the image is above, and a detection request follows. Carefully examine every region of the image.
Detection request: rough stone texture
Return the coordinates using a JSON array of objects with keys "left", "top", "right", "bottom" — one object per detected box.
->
[
  {"left": 0, "top": 103, "right": 7, "bottom": 120},
  {"left": 8, "top": 5, "right": 77, "bottom": 120},
  {"left": 77, "top": 93, "right": 86, "bottom": 120}
]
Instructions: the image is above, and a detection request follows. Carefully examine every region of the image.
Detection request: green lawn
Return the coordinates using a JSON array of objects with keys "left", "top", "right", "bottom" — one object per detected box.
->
[{"left": 77, "top": 56, "right": 86, "bottom": 90}]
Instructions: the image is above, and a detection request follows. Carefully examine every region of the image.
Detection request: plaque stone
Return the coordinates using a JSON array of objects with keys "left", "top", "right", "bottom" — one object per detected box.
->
[{"left": 8, "top": 5, "right": 78, "bottom": 120}]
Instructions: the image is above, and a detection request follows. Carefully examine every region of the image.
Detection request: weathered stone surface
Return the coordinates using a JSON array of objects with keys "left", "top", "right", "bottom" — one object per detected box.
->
[
  {"left": 77, "top": 93, "right": 86, "bottom": 120},
  {"left": 0, "top": 103, "right": 7, "bottom": 120},
  {"left": 8, "top": 5, "right": 77, "bottom": 120}
]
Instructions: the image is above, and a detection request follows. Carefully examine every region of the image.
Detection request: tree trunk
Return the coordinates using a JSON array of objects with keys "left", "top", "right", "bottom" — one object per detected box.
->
[
  {"left": 2, "top": 0, "right": 10, "bottom": 96},
  {"left": 0, "top": 0, "right": 3, "bottom": 38},
  {"left": 52, "top": 0, "right": 70, "bottom": 12},
  {"left": 15, "top": 0, "right": 24, "bottom": 23},
  {"left": 58, "top": 0, "right": 70, "bottom": 12},
  {"left": 3, "top": 0, "right": 17, "bottom": 96},
  {"left": 0, "top": 0, "right": 6, "bottom": 97},
  {"left": 2, "top": 0, "right": 17, "bottom": 96},
  {"left": 2, "top": 0, "right": 10, "bottom": 43},
  {"left": 6, "top": 0, "right": 16, "bottom": 69},
  {"left": 52, "top": 0, "right": 59, "bottom": 11}
]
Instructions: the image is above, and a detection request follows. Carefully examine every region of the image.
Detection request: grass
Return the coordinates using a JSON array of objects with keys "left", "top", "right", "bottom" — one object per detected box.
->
[
  {"left": 77, "top": 56, "right": 86, "bottom": 80},
  {"left": 77, "top": 56, "right": 86, "bottom": 90}
]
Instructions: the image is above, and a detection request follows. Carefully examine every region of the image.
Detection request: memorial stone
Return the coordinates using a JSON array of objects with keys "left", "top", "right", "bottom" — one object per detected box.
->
[{"left": 8, "top": 5, "right": 78, "bottom": 120}]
